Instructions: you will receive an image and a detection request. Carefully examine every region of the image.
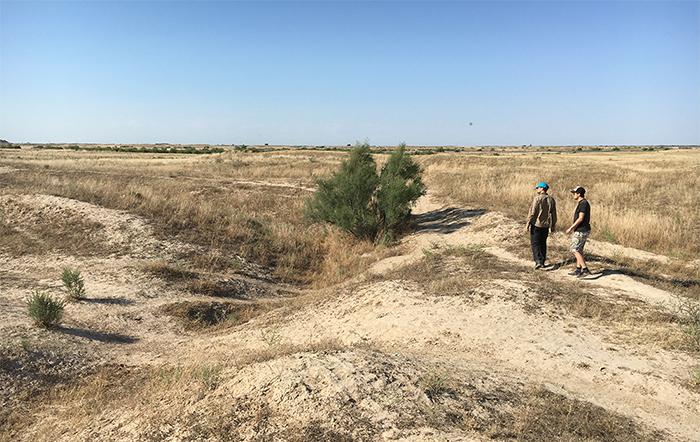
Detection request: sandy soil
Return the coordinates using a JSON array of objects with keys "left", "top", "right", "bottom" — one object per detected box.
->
[{"left": 1, "top": 188, "right": 698, "bottom": 441}]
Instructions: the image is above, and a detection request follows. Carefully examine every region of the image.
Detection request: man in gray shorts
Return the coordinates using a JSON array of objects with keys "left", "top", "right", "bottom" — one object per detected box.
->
[{"left": 565, "top": 186, "right": 591, "bottom": 277}]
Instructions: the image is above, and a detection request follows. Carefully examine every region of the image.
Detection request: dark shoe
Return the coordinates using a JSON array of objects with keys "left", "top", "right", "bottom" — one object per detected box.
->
[
  {"left": 568, "top": 268, "right": 581, "bottom": 276},
  {"left": 535, "top": 263, "right": 543, "bottom": 269},
  {"left": 577, "top": 268, "right": 591, "bottom": 278}
]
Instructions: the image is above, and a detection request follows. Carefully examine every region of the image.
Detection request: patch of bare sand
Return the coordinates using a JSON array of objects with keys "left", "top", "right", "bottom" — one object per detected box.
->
[{"left": 183, "top": 276, "right": 698, "bottom": 441}]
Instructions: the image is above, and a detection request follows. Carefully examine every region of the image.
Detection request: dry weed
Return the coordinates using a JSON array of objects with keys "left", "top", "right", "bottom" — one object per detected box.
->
[
  {"left": 515, "top": 387, "right": 663, "bottom": 441},
  {"left": 422, "top": 150, "right": 700, "bottom": 259}
]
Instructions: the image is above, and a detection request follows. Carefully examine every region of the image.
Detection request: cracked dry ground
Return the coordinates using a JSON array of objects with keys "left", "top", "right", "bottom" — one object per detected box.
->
[{"left": 1, "top": 190, "right": 698, "bottom": 441}]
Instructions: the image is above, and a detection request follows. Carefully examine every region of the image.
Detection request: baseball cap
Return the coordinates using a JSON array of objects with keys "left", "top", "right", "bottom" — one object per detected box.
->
[
  {"left": 535, "top": 181, "right": 549, "bottom": 190},
  {"left": 570, "top": 186, "right": 586, "bottom": 195}
]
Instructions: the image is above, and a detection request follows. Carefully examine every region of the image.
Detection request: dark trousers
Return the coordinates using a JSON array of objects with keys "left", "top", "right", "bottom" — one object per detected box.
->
[{"left": 530, "top": 226, "right": 549, "bottom": 265}]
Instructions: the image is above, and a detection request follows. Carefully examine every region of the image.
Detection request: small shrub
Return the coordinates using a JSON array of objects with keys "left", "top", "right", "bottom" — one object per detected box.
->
[
  {"left": 690, "top": 368, "right": 700, "bottom": 391},
  {"left": 420, "top": 371, "right": 453, "bottom": 401},
  {"left": 675, "top": 295, "right": 700, "bottom": 351},
  {"left": 260, "top": 328, "right": 283, "bottom": 348},
  {"left": 62, "top": 268, "right": 86, "bottom": 300},
  {"left": 26, "top": 291, "right": 65, "bottom": 328}
]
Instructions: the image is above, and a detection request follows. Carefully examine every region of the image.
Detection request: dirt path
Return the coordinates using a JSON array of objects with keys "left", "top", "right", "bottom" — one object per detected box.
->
[{"left": 376, "top": 194, "right": 681, "bottom": 309}]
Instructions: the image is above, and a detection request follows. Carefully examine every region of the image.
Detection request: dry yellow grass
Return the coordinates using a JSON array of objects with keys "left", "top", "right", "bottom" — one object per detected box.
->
[
  {"left": 0, "top": 149, "right": 370, "bottom": 285},
  {"left": 2, "top": 147, "right": 697, "bottom": 287},
  {"left": 420, "top": 149, "right": 700, "bottom": 259}
]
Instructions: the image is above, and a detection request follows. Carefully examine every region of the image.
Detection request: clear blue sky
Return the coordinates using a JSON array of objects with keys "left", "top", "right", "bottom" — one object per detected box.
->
[{"left": 1, "top": 0, "right": 698, "bottom": 145}]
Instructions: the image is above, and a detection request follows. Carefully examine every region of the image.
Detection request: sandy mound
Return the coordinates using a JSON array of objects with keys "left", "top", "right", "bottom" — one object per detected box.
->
[
  {"left": 0, "top": 193, "right": 191, "bottom": 258},
  {"left": 21, "top": 349, "right": 530, "bottom": 441}
]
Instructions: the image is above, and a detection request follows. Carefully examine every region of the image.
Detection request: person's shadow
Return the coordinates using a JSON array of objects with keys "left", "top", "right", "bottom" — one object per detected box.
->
[
  {"left": 82, "top": 297, "right": 134, "bottom": 306},
  {"left": 546, "top": 254, "right": 700, "bottom": 287},
  {"left": 412, "top": 207, "right": 486, "bottom": 234},
  {"left": 55, "top": 326, "right": 138, "bottom": 344}
]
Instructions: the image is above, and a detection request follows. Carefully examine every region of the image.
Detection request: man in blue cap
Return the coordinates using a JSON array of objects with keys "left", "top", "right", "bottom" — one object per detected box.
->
[{"left": 526, "top": 182, "right": 557, "bottom": 269}]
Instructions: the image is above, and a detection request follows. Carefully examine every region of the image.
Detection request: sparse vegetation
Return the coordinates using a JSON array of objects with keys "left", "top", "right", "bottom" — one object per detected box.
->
[
  {"left": 62, "top": 268, "right": 86, "bottom": 300},
  {"left": 515, "top": 387, "right": 662, "bottom": 441},
  {"left": 2, "top": 146, "right": 698, "bottom": 441},
  {"left": 387, "top": 243, "right": 514, "bottom": 297},
  {"left": 424, "top": 150, "right": 700, "bottom": 259},
  {"left": 160, "top": 301, "right": 265, "bottom": 330},
  {"left": 690, "top": 368, "right": 700, "bottom": 391},
  {"left": 193, "top": 365, "right": 222, "bottom": 390},
  {"left": 420, "top": 371, "right": 454, "bottom": 401},
  {"left": 143, "top": 260, "right": 199, "bottom": 281},
  {"left": 675, "top": 295, "right": 700, "bottom": 351},
  {"left": 26, "top": 291, "right": 65, "bottom": 328}
]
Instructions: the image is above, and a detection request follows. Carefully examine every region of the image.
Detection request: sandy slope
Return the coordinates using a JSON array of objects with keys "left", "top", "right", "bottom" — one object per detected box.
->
[
  {"left": 143, "top": 192, "right": 698, "bottom": 440},
  {"left": 2, "top": 190, "right": 699, "bottom": 441}
]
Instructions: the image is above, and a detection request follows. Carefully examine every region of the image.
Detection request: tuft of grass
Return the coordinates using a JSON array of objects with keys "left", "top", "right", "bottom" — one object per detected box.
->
[
  {"left": 193, "top": 365, "right": 222, "bottom": 391},
  {"left": 600, "top": 225, "right": 618, "bottom": 243},
  {"left": 26, "top": 291, "right": 65, "bottom": 328},
  {"left": 675, "top": 295, "right": 700, "bottom": 352},
  {"left": 690, "top": 368, "right": 700, "bottom": 392},
  {"left": 143, "top": 260, "right": 199, "bottom": 281},
  {"left": 419, "top": 371, "right": 454, "bottom": 401},
  {"left": 515, "top": 387, "right": 662, "bottom": 441},
  {"left": 61, "top": 268, "right": 86, "bottom": 301},
  {"left": 235, "top": 338, "right": 345, "bottom": 367}
]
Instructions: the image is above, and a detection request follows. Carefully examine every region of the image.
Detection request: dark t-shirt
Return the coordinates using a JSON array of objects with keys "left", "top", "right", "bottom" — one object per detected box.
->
[{"left": 574, "top": 199, "right": 591, "bottom": 232}]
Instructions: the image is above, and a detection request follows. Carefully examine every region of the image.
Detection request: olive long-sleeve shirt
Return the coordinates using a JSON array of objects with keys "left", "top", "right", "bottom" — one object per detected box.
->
[{"left": 527, "top": 193, "right": 557, "bottom": 230}]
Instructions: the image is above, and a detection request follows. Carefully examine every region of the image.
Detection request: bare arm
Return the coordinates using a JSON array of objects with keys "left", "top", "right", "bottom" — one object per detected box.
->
[{"left": 566, "top": 212, "right": 585, "bottom": 233}]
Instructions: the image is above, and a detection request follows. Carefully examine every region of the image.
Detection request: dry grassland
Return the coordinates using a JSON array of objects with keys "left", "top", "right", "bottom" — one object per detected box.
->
[
  {"left": 0, "top": 149, "right": 377, "bottom": 285},
  {"left": 1, "top": 146, "right": 699, "bottom": 441},
  {"left": 421, "top": 150, "right": 699, "bottom": 259}
]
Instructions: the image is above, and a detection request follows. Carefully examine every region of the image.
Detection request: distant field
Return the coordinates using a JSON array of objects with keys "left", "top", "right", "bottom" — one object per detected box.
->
[{"left": 1, "top": 146, "right": 698, "bottom": 282}]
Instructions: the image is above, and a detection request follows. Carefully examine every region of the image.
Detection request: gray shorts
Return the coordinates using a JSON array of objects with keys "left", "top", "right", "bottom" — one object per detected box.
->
[{"left": 570, "top": 231, "right": 590, "bottom": 253}]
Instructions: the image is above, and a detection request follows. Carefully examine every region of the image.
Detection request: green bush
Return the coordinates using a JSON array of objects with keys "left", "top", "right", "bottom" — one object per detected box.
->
[
  {"left": 377, "top": 144, "right": 426, "bottom": 241},
  {"left": 26, "top": 291, "right": 65, "bottom": 328},
  {"left": 62, "top": 268, "right": 86, "bottom": 300},
  {"left": 306, "top": 143, "right": 425, "bottom": 242}
]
